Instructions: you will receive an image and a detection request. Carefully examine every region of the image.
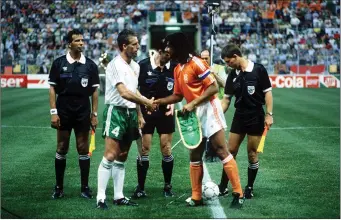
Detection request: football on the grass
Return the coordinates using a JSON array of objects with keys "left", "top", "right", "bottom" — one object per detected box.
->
[{"left": 202, "top": 181, "right": 219, "bottom": 201}]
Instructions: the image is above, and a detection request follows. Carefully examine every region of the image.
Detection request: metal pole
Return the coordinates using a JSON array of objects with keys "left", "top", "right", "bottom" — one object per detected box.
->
[
  {"left": 297, "top": 24, "right": 299, "bottom": 74},
  {"left": 208, "top": 5, "right": 218, "bottom": 66},
  {"left": 25, "top": 56, "right": 28, "bottom": 75},
  {"left": 210, "top": 8, "right": 215, "bottom": 66}
]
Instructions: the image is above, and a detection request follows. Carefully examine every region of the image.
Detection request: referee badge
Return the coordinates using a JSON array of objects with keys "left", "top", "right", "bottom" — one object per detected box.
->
[
  {"left": 167, "top": 81, "right": 174, "bottom": 91},
  {"left": 247, "top": 85, "right": 255, "bottom": 95},
  {"left": 81, "top": 78, "right": 88, "bottom": 87}
]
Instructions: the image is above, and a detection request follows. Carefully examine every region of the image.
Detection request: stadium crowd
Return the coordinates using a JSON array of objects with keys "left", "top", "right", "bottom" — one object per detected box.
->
[
  {"left": 201, "top": 0, "right": 340, "bottom": 74},
  {"left": 1, "top": 0, "right": 340, "bottom": 74}
]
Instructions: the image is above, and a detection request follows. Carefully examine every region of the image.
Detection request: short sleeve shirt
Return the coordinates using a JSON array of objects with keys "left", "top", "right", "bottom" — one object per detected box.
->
[
  {"left": 138, "top": 57, "right": 176, "bottom": 99},
  {"left": 212, "top": 63, "right": 227, "bottom": 84},
  {"left": 138, "top": 56, "right": 177, "bottom": 113},
  {"left": 173, "top": 56, "right": 216, "bottom": 103},
  {"left": 105, "top": 55, "right": 140, "bottom": 108},
  {"left": 48, "top": 53, "right": 99, "bottom": 98},
  {"left": 224, "top": 60, "right": 272, "bottom": 110}
]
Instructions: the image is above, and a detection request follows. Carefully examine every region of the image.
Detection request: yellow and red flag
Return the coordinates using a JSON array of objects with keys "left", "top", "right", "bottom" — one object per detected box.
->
[
  {"left": 257, "top": 127, "right": 268, "bottom": 153},
  {"left": 88, "top": 129, "right": 96, "bottom": 156}
]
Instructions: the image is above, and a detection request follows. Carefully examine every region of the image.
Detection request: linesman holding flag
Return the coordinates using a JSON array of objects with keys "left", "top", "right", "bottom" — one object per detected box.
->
[
  {"left": 219, "top": 44, "right": 273, "bottom": 199},
  {"left": 48, "top": 29, "right": 99, "bottom": 199}
]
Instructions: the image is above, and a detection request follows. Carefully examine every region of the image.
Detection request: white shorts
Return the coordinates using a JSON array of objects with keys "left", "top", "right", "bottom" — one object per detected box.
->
[{"left": 196, "top": 97, "right": 227, "bottom": 138}]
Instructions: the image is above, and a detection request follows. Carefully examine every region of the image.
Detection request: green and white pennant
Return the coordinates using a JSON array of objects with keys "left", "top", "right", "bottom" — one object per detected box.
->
[{"left": 175, "top": 110, "right": 202, "bottom": 149}]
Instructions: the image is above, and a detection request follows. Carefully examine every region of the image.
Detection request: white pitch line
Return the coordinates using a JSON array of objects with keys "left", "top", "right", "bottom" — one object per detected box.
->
[
  {"left": 270, "top": 126, "right": 339, "bottom": 130},
  {"left": 0, "top": 125, "right": 105, "bottom": 129},
  {"left": 166, "top": 193, "right": 186, "bottom": 207},
  {"left": 168, "top": 144, "right": 227, "bottom": 218},
  {"left": 203, "top": 162, "right": 227, "bottom": 219},
  {"left": 1, "top": 125, "right": 53, "bottom": 129},
  {"left": 171, "top": 139, "right": 182, "bottom": 149}
]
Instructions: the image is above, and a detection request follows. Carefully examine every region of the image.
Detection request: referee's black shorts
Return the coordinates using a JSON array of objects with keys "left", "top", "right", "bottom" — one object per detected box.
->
[
  {"left": 141, "top": 110, "right": 175, "bottom": 135},
  {"left": 56, "top": 96, "right": 91, "bottom": 132},
  {"left": 230, "top": 109, "right": 265, "bottom": 136}
]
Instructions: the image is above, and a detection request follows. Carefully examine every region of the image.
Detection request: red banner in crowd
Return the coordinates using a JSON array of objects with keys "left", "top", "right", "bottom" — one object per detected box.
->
[
  {"left": 290, "top": 65, "right": 325, "bottom": 74},
  {"left": 1, "top": 74, "right": 27, "bottom": 88}
]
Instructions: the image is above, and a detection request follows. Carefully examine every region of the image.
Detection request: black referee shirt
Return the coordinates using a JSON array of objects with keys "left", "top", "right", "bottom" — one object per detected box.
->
[
  {"left": 48, "top": 53, "right": 99, "bottom": 98},
  {"left": 224, "top": 60, "right": 271, "bottom": 112},
  {"left": 138, "top": 56, "right": 177, "bottom": 113}
]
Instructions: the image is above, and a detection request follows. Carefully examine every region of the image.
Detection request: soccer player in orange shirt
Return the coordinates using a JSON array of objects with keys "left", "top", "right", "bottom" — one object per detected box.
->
[{"left": 154, "top": 32, "right": 244, "bottom": 208}]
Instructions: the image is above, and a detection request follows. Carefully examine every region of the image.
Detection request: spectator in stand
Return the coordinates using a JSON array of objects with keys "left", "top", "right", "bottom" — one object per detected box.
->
[{"left": 2, "top": 0, "right": 340, "bottom": 75}]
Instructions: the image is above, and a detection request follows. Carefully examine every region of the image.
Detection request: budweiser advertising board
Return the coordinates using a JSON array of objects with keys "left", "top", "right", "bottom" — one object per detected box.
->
[
  {"left": 1, "top": 75, "right": 27, "bottom": 88},
  {"left": 27, "top": 74, "right": 49, "bottom": 89}
]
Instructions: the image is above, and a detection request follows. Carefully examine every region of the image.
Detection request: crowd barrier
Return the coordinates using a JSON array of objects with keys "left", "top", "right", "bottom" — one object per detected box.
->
[
  {"left": 269, "top": 75, "right": 340, "bottom": 88},
  {"left": 1, "top": 74, "right": 340, "bottom": 89}
]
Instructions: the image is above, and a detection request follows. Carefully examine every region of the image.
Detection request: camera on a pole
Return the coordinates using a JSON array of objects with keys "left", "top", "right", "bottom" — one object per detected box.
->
[{"left": 205, "top": 0, "right": 221, "bottom": 66}]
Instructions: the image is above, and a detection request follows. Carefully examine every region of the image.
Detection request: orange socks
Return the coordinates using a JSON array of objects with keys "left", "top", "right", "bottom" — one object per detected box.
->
[
  {"left": 222, "top": 155, "right": 243, "bottom": 198},
  {"left": 190, "top": 162, "right": 203, "bottom": 201}
]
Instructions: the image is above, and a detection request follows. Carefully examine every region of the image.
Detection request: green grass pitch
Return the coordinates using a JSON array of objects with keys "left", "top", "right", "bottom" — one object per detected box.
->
[{"left": 1, "top": 88, "right": 340, "bottom": 219}]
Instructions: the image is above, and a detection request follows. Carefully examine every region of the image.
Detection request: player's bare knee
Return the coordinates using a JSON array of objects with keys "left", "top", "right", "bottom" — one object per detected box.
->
[
  {"left": 160, "top": 143, "right": 172, "bottom": 156},
  {"left": 215, "top": 147, "right": 229, "bottom": 160},
  {"left": 142, "top": 145, "right": 151, "bottom": 155},
  {"left": 247, "top": 150, "right": 258, "bottom": 162},
  {"left": 104, "top": 150, "right": 118, "bottom": 161},
  {"left": 76, "top": 142, "right": 89, "bottom": 155},
  {"left": 56, "top": 143, "right": 69, "bottom": 155},
  {"left": 117, "top": 151, "right": 129, "bottom": 162}
]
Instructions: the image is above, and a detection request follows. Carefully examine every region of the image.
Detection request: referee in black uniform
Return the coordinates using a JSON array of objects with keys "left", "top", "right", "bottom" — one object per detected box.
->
[
  {"left": 48, "top": 29, "right": 100, "bottom": 199},
  {"left": 132, "top": 41, "right": 177, "bottom": 198},
  {"left": 218, "top": 44, "right": 273, "bottom": 199}
]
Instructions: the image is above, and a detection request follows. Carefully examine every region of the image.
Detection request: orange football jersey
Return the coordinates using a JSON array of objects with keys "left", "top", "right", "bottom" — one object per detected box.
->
[{"left": 173, "top": 56, "right": 216, "bottom": 103}]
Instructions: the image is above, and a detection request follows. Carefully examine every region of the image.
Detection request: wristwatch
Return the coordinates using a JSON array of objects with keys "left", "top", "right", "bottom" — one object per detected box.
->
[
  {"left": 92, "top": 112, "right": 98, "bottom": 117},
  {"left": 266, "top": 112, "right": 273, "bottom": 116}
]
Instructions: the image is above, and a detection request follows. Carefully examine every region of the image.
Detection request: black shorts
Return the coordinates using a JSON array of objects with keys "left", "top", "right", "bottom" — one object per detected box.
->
[
  {"left": 230, "top": 110, "right": 264, "bottom": 136},
  {"left": 56, "top": 96, "right": 91, "bottom": 132},
  {"left": 141, "top": 110, "right": 175, "bottom": 135}
]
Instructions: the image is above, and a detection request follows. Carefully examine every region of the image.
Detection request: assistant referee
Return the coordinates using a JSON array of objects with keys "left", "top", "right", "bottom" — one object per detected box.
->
[
  {"left": 218, "top": 43, "right": 273, "bottom": 199},
  {"left": 48, "top": 29, "right": 99, "bottom": 199}
]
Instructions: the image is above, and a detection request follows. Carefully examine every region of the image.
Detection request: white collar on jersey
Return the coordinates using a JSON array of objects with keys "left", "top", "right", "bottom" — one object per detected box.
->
[
  {"left": 236, "top": 59, "right": 254, "bottom": 75},
  {"left": 150, "top": 50, "right": 170, "bottom": 70},
  {"left": 179, "top": 54, "right": 194, "bottom": 71},
  {"left": 66, "top": 52, "right": 86, "bottom": 64}
]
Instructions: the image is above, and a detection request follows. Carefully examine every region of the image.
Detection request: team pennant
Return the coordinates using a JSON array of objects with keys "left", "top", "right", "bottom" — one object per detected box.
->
[{"left": 175, "top": 110, "right": 202, "bottom": 149}]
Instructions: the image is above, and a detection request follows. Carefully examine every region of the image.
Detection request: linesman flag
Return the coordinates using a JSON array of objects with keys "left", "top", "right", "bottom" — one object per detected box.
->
[
  {"left": 88, "top": 128, "right": 96, "bottom": 156},
  {"left": 257, "top": 127, "right": 268, "bottom": 153}
]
